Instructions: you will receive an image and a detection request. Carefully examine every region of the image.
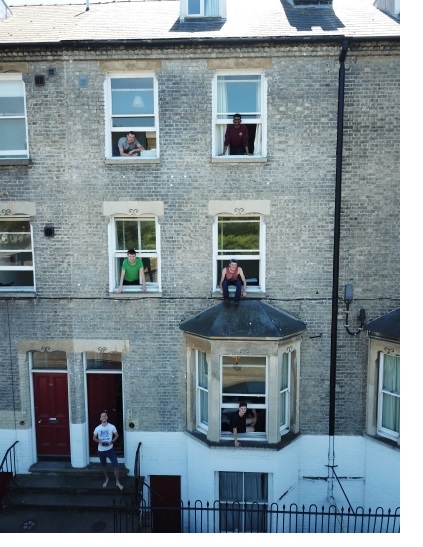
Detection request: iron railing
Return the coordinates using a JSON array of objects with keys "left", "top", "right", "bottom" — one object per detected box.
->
[
  {"left": 0, "top": 441, "right": 19, "bottom": 507},
  {"left": 114, "top": 499, "right": 400, "bottom": 533}
]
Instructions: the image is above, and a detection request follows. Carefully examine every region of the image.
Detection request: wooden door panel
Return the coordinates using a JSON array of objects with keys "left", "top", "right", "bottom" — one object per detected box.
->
[
  {"left": 34, "top": 373, "right": 70, "bottom": 456},
  {"left": 150, "top": 475, "right": 181, "bottom": 533},
  {"left": 87, "top": 374, "right": 123, "bottom": 456}
]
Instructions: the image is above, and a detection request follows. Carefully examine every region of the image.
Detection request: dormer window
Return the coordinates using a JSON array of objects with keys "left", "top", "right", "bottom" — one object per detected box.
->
[{"left": 180, "top": 0, "right": 226, "bottom": 20}]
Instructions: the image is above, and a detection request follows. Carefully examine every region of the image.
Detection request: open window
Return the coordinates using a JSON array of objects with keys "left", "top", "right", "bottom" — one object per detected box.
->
[
  {"left": 110, "top": 216, "right": 160, "bottom": 292},
  {"left": 106, "top": 74, "right": 159, "bottom": 159},
  {"left": 0, "top": 74, "right": 29, "bottom": 159},
  {"left": 214, "top": 215, "right": 265, "bottom": 293},
  {"left": 213, "top": 72, "right": 266, "bottom": 157},
  {"left": 0, "top": 217, "right": 35, "bottom": 292},
  {"left": 377, "top": 352, "right": 400, "bottom": 441}
]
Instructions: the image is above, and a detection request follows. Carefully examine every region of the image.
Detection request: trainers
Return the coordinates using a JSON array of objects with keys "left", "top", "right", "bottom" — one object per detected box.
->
[{"left": 224, "top": 299, "right": 230, "bottom": 306}]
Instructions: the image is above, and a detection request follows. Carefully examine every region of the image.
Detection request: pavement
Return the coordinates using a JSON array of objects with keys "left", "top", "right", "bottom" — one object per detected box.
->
[{"left": 0, "top": 507, "right": 119, "bottom": 533}]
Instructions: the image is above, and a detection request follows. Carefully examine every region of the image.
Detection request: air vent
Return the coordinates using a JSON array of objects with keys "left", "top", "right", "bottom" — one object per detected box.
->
[{"left": 34, "top": 75, "right": 45, "bottom": 86}]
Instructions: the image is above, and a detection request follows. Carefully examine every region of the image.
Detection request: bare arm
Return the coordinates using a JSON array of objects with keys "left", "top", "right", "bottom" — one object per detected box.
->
[
  {"left": 232, "top": 427, "right": 241, "bottom": 447},
  {"left": 118, "top": 269, "right": 125, "bottom": 293},
  {"left": 112, "top": 430, "right": 119, "bottom": 443},
  {"left": 238, "top": 267, "right": 248, "bottom": 295},
  {"left": 219, "top": 268, "right": 227, "bottom": 293},
  {"left": 139, "top": 265, "right": 146, "bottom": 291}
]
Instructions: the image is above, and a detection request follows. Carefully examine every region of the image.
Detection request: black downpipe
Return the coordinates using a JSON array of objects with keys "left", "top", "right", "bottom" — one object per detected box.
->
[{"left": 329, "top": 39, "right": 349, "bottom": 437}]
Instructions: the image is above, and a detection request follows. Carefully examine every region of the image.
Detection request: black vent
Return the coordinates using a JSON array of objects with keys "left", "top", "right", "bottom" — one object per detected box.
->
[{"left": 35, "top": 75, "right": 45, "bottom": 86}]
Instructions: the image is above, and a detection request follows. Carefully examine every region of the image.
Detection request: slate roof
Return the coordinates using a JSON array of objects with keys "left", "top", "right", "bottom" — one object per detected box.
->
[
  {"left": 179, "top": 300, "right": 307, "bottom": 339},
  {"left": 0, "top": 0, "right": 400, "bottom": 47},
  {"left": 364, "top": 308, "right": 400, "bottom": 341}
]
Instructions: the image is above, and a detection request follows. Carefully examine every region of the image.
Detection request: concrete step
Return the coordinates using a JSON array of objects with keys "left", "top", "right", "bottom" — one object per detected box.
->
[{"left": 2, "top": 462, "right": 139, "bottom": 513}]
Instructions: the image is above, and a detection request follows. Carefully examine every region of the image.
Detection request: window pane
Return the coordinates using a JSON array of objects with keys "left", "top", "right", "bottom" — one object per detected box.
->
[
  {"left": 219, "top": 472, "right": 242, "bottom": 501},
  {"left": 217, "top": 75, "right": 261, "bottom": 116},
  {"left": 218, "top": 217, "right": 260, "bottom": 252},
  {"left": 382, "top": 393, "right": 400, "bottom": 432},
  {"left": 0, "top": 251, "right": 32, "bottom": 266},
  {"left": 86, "top": 352, "right": 122, "bottom": 370},
  {"left": 222, "top": 356, "right": 265, "bottom": 405},
  {"left": 111, "top": 78, "right": 154, "bottom": 116},
  {"left": 33, "top": 351, "right": 67, "bottom": 369},
  {"left": 244, "top": 473, "right": 268, "bottom": 502},
  {"left": 0, "top": 80, "right": 25, "bottom": 114},
  {"left": 0, "top": 219, "right": 32, "bottom": 250},
  {"left": 279, "top": 353, "right": 289, "bottom": 390},
  {"left": 116, "top": 220, "right": 139, "bottom": 250},
  {"left": 112, "top": 117, "right": 155, "bottom": 128},
  {"left": 200, "top": 389, "right": 208, "bottom": 425},
  {"left": 188, "top": 0, "right": 201, "bottom": 14},
  {"left": 140, "top": 220, "right": 157, "bottom": 251},
  {"left": 382, "top": 354, "right": 400, "bottom": 394},
  {"left": 198, "top": 352, "right": 208, "bottom": 389},
  {"left": 0, "top": 119, "right": 27, "bottom": 151}
]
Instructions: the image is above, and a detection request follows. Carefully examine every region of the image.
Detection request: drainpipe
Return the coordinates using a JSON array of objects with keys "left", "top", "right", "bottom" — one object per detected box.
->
[{"left": 327, "top": 38, "right": 349, "bottom": 505}]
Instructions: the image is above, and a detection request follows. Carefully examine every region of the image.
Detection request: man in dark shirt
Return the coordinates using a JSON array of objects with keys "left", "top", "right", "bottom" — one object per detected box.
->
[
  {"left": 230, "top": 401, "right": 256, "bottom": 447},
  {"left": 220, "top": 114, "right": 252, "bottom": 156}
]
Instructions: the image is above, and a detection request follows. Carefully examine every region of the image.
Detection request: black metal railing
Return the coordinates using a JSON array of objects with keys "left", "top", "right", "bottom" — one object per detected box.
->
[
  {"left": 0, "top": 441, "right": 19, "bottom": 507},
  {"left": 114, "top": 499, "right": 400, "bottom": 533},
  {"left": 133, "top": 441, "right": 142, "bottom": 507}
]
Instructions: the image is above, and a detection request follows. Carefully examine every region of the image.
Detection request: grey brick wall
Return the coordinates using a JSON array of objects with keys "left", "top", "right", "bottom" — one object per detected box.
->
[{"left": 0, "top": 41, "right": 400, "bottom": 436}]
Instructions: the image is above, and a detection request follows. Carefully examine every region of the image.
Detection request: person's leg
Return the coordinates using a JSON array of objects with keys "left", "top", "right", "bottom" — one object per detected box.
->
[
  {"left": 222, "top": 279, "right": 230, "bottom": 303},
  {"left": 108, "top": 449, "right": 123, "bottom": 490},
  {"left": 234, "top": 279, "right": 242, "bottom": 303},
  {"left": 98, "top": 451, "right": 109, "bottom": 487}
]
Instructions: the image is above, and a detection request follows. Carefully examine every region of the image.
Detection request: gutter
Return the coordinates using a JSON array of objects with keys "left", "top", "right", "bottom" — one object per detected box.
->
[
  {"left": 0, "top": 34, "right": 399, "bottom": 51},
  {"left": 327, "top": 37, "right": 349, "bottom": 506}
]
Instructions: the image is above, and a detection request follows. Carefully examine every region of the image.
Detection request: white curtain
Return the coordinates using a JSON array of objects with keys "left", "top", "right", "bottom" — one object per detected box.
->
[
  {"left": 216, "top": 77, "right": 229, "bottom": 155},
  {"left": 205, "top": 0, "right": 220, "bottom": 16},
  {"left": 382, "top": 354, "right": 400, "bottom": 432}
]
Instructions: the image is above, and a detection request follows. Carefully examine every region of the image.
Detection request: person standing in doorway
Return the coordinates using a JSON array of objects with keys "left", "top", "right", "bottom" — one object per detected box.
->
[{"left": 93, "top": 411, "right": 123, "bottom": 490}]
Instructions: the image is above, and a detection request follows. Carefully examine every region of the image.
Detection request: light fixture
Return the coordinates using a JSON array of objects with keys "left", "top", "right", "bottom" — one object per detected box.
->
[
  {"left": 132, "top": 95, "right": 144, "bottom": 108},
  {"left": 343, "top": 283, "right": 366, "bottom": 336},
  {"left": 233, "top": 356, "right": 241, "bottom": 371}
]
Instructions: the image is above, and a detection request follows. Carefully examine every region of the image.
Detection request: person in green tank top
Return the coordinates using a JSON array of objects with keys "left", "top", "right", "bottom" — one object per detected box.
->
[{"left": 118, "top": 249, "right": 146, "bottom": 293}]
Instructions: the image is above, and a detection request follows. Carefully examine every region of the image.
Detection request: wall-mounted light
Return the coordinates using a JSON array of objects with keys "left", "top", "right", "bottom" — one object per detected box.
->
[
  {"left": 233, "top": 355, "right": 241, "bottom": 371},
  {"left": 343, "top": 284, "right": 366, "bottom": 336}
]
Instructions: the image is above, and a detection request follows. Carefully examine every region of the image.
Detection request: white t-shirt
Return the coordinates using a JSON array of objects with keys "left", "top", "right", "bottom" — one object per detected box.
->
[{"left": 93, "top": 422, "right": 117, "bottom": 452}]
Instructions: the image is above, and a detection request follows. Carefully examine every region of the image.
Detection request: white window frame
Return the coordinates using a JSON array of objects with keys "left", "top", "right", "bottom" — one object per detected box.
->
[
  {"left": 108, "top": 215, "right": 161, "bottom": 293},
  {"left": 212, "top": 71, "right": 267, "bottom": 158},
  {"left": 180, "top": 0, "right": 226, "bottom": 20},
  {"left": 0, "top": 74, "right": 29, "bottom": 159},
  {"left": 105, "top": 72, "right": 159, "bottom": 159},
  {"left": 220, "top": 355, "right": 268, "bottom": 442},
  {"left": 196, "top": 351, "right": 209, "bottom": 432},
  {"left": 0, "top": 216, "right": 35, "bottom": 292},
  {"left": 279, "top": 351, "right": 291, "bottom": 434},
  {"left": 213, "top": 214, "right": 266, "bottom": 293},
  {"left": 377, "top": 352, "right": 400, "bottom": 441}
]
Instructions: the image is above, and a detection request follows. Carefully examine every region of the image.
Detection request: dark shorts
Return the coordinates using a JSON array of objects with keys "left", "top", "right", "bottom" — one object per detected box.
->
[{"left": 98, "top": 447, "right": 118, "bottom": 468}]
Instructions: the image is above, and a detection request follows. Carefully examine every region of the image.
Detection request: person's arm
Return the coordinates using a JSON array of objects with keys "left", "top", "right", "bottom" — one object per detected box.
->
[
  {"left": 117, "top": 269, "right": 126, "bottom": 293},
  {"left": 219, "top": 268, "right": 227, "bottom": 293},
  {"left": 139, "top": 262, "right": 146, "bottom": 291},
  {"left": 232, "top": 426, "right": 241, "bottom": 447},
  {"left": 238, "top": 267, "right": 247, "bottom": 296},
  {"left": 246, "top": 409, "right": 257, "bottom": 427},
  {"left": 93, "top": 432, "right": 102, "bottom": 445},
  {"left": 112, "top": 429, "right": 119, "bottom": 443}
]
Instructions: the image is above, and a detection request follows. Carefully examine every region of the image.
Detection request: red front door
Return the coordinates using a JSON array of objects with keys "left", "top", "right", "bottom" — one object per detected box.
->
[
  {"left": 150, "top": 475, "right": 181, "bottom": 533},
  {"left": 87, "top": 374, "right": 123, "bottom": 457},
  {"left": 33, "top": 373, "right": 70, "bottom": 457}
]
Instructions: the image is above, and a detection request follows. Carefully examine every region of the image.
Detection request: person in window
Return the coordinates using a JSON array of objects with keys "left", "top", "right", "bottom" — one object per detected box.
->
[
  {"left": 118, "top": 131, "right": 144, "bottom": 156},
  {"left": 219, "top": 258, "right": 247, "bottom": 306},
  {"left": 117, "top": 249, "right": 146, "bottom": 293},
  {"left": 219, "top": 114, "right": 252, "bottom": 156},
  {"left": 231, "top": 401, "right": 257, "bottom": 447}
]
